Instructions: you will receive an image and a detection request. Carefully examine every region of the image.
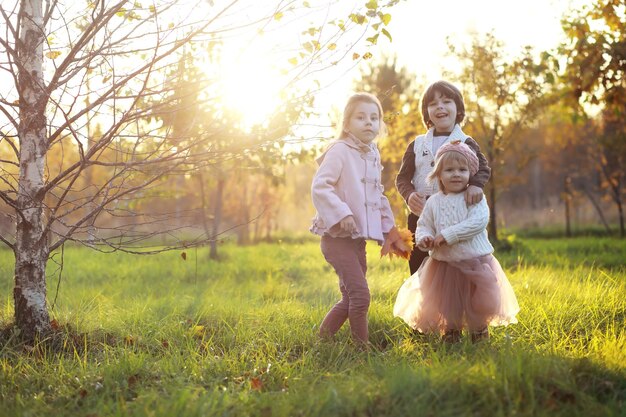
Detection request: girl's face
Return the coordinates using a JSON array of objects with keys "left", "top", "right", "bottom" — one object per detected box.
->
[
  {"left": 345, "top": 101, "right": 380, "bottom": 144},
  {"left": 440, "top": 157, "right": 470, "bottom": 193},
  {"left": 427, "top": 91, "right": 457, "bottom": 132}
]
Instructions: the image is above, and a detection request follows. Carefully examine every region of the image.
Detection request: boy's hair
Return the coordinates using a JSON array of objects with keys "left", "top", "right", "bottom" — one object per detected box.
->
[
  {"left": 427, "top": 151, "right": 470, "bottom": 192},
  {"left": 339, "top": 92, "right": 387, "bottom": 139},
  {"left": 420, "top": 80, "right": 466, "bottom": 129}
]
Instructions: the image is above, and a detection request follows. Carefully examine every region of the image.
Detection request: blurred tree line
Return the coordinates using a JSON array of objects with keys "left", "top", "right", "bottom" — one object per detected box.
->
[
  {"left": 2, "top": 0, "right": 622, "bottom": 268},
  {"left": 356, "top": 0, "right": 625, "bottom": 240}
]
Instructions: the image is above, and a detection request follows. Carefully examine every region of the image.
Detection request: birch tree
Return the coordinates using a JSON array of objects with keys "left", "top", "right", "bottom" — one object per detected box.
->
[{"left": 0, "top": 0, "right": 399, "bottom": 339}]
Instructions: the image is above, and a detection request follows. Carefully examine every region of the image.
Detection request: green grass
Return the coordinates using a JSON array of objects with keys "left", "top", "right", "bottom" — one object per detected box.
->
[{"left": 0, "top": 237, "right": 625, "bottom": 417}]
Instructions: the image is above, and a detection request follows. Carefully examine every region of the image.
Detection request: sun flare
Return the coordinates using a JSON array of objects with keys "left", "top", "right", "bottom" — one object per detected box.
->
[{"left": 217, "top": 50, "right": 286, "bottom": 129}]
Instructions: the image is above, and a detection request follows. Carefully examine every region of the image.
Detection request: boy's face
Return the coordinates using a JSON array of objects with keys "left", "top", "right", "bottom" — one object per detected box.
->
[
  {"left": 345, "top": 102, "right": 380, "bottom": 144},
  {"left": 427, "top": 91, "right": 457, "bottom": 132}
]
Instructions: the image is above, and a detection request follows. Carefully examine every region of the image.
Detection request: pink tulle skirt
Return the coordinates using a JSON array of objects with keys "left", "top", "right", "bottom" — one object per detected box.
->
[{"left": 393, "top": 255, "right": 519, "bottom": 333}]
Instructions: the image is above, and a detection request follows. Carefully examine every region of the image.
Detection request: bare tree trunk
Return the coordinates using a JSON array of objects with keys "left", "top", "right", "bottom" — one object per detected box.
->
[
  {"left": 485, "top": 143, "right": 499, "bottom": 242},
  {"left": 238, "top": 181, "right": 250, "bottom": 245},
  {"left": 581, "top": 185, "right": 611, "bottom": 232},
  {"left": 612, "top": 176, "right": 625, "bottom": 238},
  {"left": 487, "top": 162, "right": 498, "bottom": 241},
  {"left": 601, "top": 158, "right": 625, "bottom": 238},
  {"left": 488, "top": 186, "right": 498, "bottom": 241},
  {"left": 210, "top": 175, "right": 224, "bottom": 259},
  {"left": 564, "top": 176, "right": 572, "bottom": 237},
  {"left": 14, "top": 0, "right": 51, "bottom": 338},
  {"left": 614, "top": 190, "right": 625, "bottom": 238},
  {"left": 84, "top": 76, "right": 96, "bottom": 246},
  {"left": 618, "top": 201, "right": 625, "bottom": 238},
  {"left": 196, "top": 171, "right": 213, "bottom": 256}
]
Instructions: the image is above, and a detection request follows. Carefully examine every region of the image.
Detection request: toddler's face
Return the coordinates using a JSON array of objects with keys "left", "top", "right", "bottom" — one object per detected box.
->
[
  {"left": 427, "top": 91, "right": 457, "bottom": 132},
  {"left": 345, "top": 102, "right": 380, "bottom": 144},
  {"left": 440, "top": 158, "right": 470, "bottom": 194}
]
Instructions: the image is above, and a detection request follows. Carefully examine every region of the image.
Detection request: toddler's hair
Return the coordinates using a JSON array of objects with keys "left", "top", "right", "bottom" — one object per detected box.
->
[
  {"left": 420, "top": 80, "right": 466, "bottom": 129},
  {"left": 339, "top": 92, "right": 387, "bottom": 139},
  {"left": 427, "top": 150, "right": 470, "bottom": 192}
]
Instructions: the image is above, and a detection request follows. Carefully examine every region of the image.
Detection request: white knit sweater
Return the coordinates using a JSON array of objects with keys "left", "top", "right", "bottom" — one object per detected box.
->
[{"left": 416, "top": 192, "right": 494, "bottom": 262}]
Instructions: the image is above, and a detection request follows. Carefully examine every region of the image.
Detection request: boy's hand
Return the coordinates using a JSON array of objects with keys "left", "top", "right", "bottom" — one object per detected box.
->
[
  {"left": 408, "top": 192, "right": 426, "bottom": 215},
  {"left": 464, "top": 185, "right": 483, "bottom": 205},
  {"left": 339, "top": 215, "right": 357, "bottom": 234},
  {"left": 433, "top": 234, "right": 447, "bottom": 247}
]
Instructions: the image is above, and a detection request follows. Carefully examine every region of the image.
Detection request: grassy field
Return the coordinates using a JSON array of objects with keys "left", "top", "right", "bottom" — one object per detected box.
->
[{"left": 0, "top": 236, "right": 624, "bottom": 417}]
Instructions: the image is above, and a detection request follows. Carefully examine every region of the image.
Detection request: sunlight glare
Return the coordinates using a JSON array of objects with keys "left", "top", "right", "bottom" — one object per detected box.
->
[{"left": 217, "top": 49, "right": 286, "bottom": 129}]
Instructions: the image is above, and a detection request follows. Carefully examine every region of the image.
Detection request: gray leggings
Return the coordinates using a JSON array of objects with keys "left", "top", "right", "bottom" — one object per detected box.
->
[{"left": 319, "top": 236, "right": 370, "bottom": 343}]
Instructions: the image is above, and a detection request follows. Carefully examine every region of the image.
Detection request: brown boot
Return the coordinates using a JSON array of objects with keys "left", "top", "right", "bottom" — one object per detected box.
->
[
  {"left": 443, "top": 329, "right": 461, "bottom": 344},
  {"left": 471, "top": 327, "right": 489, "bottom": 343}
]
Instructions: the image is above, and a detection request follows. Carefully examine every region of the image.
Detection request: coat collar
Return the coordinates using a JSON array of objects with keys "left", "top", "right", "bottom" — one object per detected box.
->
[{"left": 316, "top": 134, "right": 375, "bottom": 165}]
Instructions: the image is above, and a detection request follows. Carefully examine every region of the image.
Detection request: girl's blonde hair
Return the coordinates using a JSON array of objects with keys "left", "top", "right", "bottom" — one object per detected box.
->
[
  {"left": 427, "top": 151, "right": 470, "bottom": 192},
  {"left": 338, "top": 92, "right": 387, "bottom": 139}
]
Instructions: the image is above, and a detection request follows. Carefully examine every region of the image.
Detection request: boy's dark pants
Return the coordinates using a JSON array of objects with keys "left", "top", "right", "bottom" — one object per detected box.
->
[{"left": 408, "top": 212, "right": 429, "bottom": 275}]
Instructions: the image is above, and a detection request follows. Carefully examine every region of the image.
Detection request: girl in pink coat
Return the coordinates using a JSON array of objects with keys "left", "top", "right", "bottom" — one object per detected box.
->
[{"left": 310, "top": 92, "right": 409, "bottom": 345}]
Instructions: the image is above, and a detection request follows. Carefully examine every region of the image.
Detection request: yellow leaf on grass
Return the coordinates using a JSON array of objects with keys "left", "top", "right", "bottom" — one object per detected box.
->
[{"left": 192, "top": 325, "right": 205, "bottom": 337}]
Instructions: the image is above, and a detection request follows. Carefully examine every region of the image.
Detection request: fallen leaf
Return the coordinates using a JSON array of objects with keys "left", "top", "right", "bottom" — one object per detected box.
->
[
  {"left": 127, "top": 374, "right": 140, "bottom": 387},
  {"left": 191, "top": 325, "right": 205, "bottom": 337},
  {"left": 250, "top": 377, "right": 263, "bottom": 391}
]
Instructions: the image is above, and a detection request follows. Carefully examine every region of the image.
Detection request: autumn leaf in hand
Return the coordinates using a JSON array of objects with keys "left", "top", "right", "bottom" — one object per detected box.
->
[
  {"left": 381, "top": 227, "right": 413, "bottom": 260},
  {"left": 393, "top": 227, "right": 414, "bottom": 259}
]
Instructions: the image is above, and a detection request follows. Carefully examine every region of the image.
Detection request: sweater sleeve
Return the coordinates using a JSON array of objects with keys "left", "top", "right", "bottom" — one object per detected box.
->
[
  {"left": 465, "top": 137, "right": 491, "bottom": 188},
  {"left": 395, "top": 140, "right": 417, "bottom": 203},
  {"left": 440, "top": 197, "right": 489, "bottom": 245},
  {"left": 311, "top": 146, "right": 353, "bottom": 229}
]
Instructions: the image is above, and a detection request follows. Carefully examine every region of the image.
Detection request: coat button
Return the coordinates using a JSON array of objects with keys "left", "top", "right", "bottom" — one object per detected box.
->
[{"left": 431, "top": 161, "right": 435, "bottom": 167}]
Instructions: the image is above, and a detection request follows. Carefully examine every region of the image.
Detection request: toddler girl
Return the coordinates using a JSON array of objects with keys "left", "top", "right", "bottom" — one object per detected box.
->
[{"left": 393, "top": 141, "right": 518, "bottom": 343}]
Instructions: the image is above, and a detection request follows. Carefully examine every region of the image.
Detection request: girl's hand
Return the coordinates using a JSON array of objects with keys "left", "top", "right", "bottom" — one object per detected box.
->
[
  {"left": 408, "top": 192, "right": 426, "bottom": 215},
  {"left": 434, "top": 234, "right": 447, "bottom": 247},
  {"left": 464, "top": 185, "right": 483, "bottom": 205},
  {"left": 418, "top": 236, "right": 434, "bottom": 249},
  {"left": 339, "top": 215, "right": 358, "bottom": 234}
]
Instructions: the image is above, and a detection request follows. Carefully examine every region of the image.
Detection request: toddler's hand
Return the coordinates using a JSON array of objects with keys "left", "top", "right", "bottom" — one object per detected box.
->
[
  {"left": 433, "top": 234, "right": 447, "bottom": 247},
  {"left": 464, "top": 185, "right": 483, "bottom": 205},
  {"left": 408, "top": 192, "right": 426, "bottom": 216},
  {"left": 418, "top": 236, "right": 434, "bottom": 249},
  {"left": 339, "top": 215, "right": 357, "bottom": 234}
]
